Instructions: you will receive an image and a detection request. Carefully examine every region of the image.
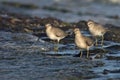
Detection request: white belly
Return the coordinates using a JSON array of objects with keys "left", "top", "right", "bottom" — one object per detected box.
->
[
  {"left": 90, "top": 30, "right": 103, "bottom": 36},
  {"left": 75, "top": 38, "right": 87, "bottom": 49}
]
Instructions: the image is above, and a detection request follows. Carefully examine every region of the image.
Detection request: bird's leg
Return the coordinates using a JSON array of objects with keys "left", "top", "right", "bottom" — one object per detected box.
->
[
  {"left": 56, "top": 41, "right": 59, "bottom": 51},
  {"left": 101, "top": 35, "right": 104, "bottom": 46},
  {"left": 54, "top": 41, "right": 59, "bottom": 52},
  {"left": 95, "top": 38, "right": 98, "bottom": 46},
  {"left": 53, "top": 41, "right": 57, "bottom": 51},
  {"left": 87, "top": 47, "right": 89, "bottom": 58},
  {"left": 80, "top": 50, "right": 83, "bottom": 58}
]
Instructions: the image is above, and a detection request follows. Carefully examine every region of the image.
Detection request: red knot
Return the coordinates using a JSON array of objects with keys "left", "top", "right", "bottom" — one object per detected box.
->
[
  {"left": 45, "top": 24, "right": 67, "bottom": 51},
  {"left": 74, "top": 28, "right": 93, "bottom": 58},
  {"left": 87, "top": 20, "right": 108, "bottom": 46}
]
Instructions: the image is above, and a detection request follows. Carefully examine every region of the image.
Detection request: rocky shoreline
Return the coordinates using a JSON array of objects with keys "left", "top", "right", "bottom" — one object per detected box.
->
[{"left": 0, "top": 10, "right": 120, "bottom": 43}]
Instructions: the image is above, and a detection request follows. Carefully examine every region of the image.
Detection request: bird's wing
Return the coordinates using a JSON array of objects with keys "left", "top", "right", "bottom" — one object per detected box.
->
[
  {"left": 94, "top": 23, "right": 105, "bottom": 30},
  {"left": 84, "top": 37, "right": 93, "bottom": 46},
  {"left": 53, "top": 28, "right": 67, "bottom": 37}
]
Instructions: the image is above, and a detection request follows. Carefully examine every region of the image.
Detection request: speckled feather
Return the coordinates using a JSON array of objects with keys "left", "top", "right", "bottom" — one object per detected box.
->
[{"left": 51, "top": 27, "right": 67, "bottom": 37}]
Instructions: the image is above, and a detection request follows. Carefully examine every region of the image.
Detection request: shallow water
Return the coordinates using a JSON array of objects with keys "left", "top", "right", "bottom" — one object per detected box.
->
[{"left": 0, "top": 31, "right": 120, "bottom": 80}]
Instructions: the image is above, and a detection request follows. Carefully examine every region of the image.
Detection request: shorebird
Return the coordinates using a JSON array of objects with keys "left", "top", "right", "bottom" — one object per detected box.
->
[
  {"left": 87, "top": 20, "right": 108, "bottom": 46},
  {"left": 74, "top": 28, "right": 93, "bottom": 58},
  {"left": 45, "top": 24, "right": 67, "bottom": 51}
]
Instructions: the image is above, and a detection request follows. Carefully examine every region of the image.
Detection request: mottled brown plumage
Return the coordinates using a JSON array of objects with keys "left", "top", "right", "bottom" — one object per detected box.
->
[
  {"left": 45, "top": 24, "right": 67, "bottom": 43},
  {"left": 74, "top": 28, "right": 93, "bottom": 58},
  {"left": 45, "top": 24, "right": 67, "bottom": 51},
  {"left": 87, "top": 20, "right": 108, "bottom": 46}
]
